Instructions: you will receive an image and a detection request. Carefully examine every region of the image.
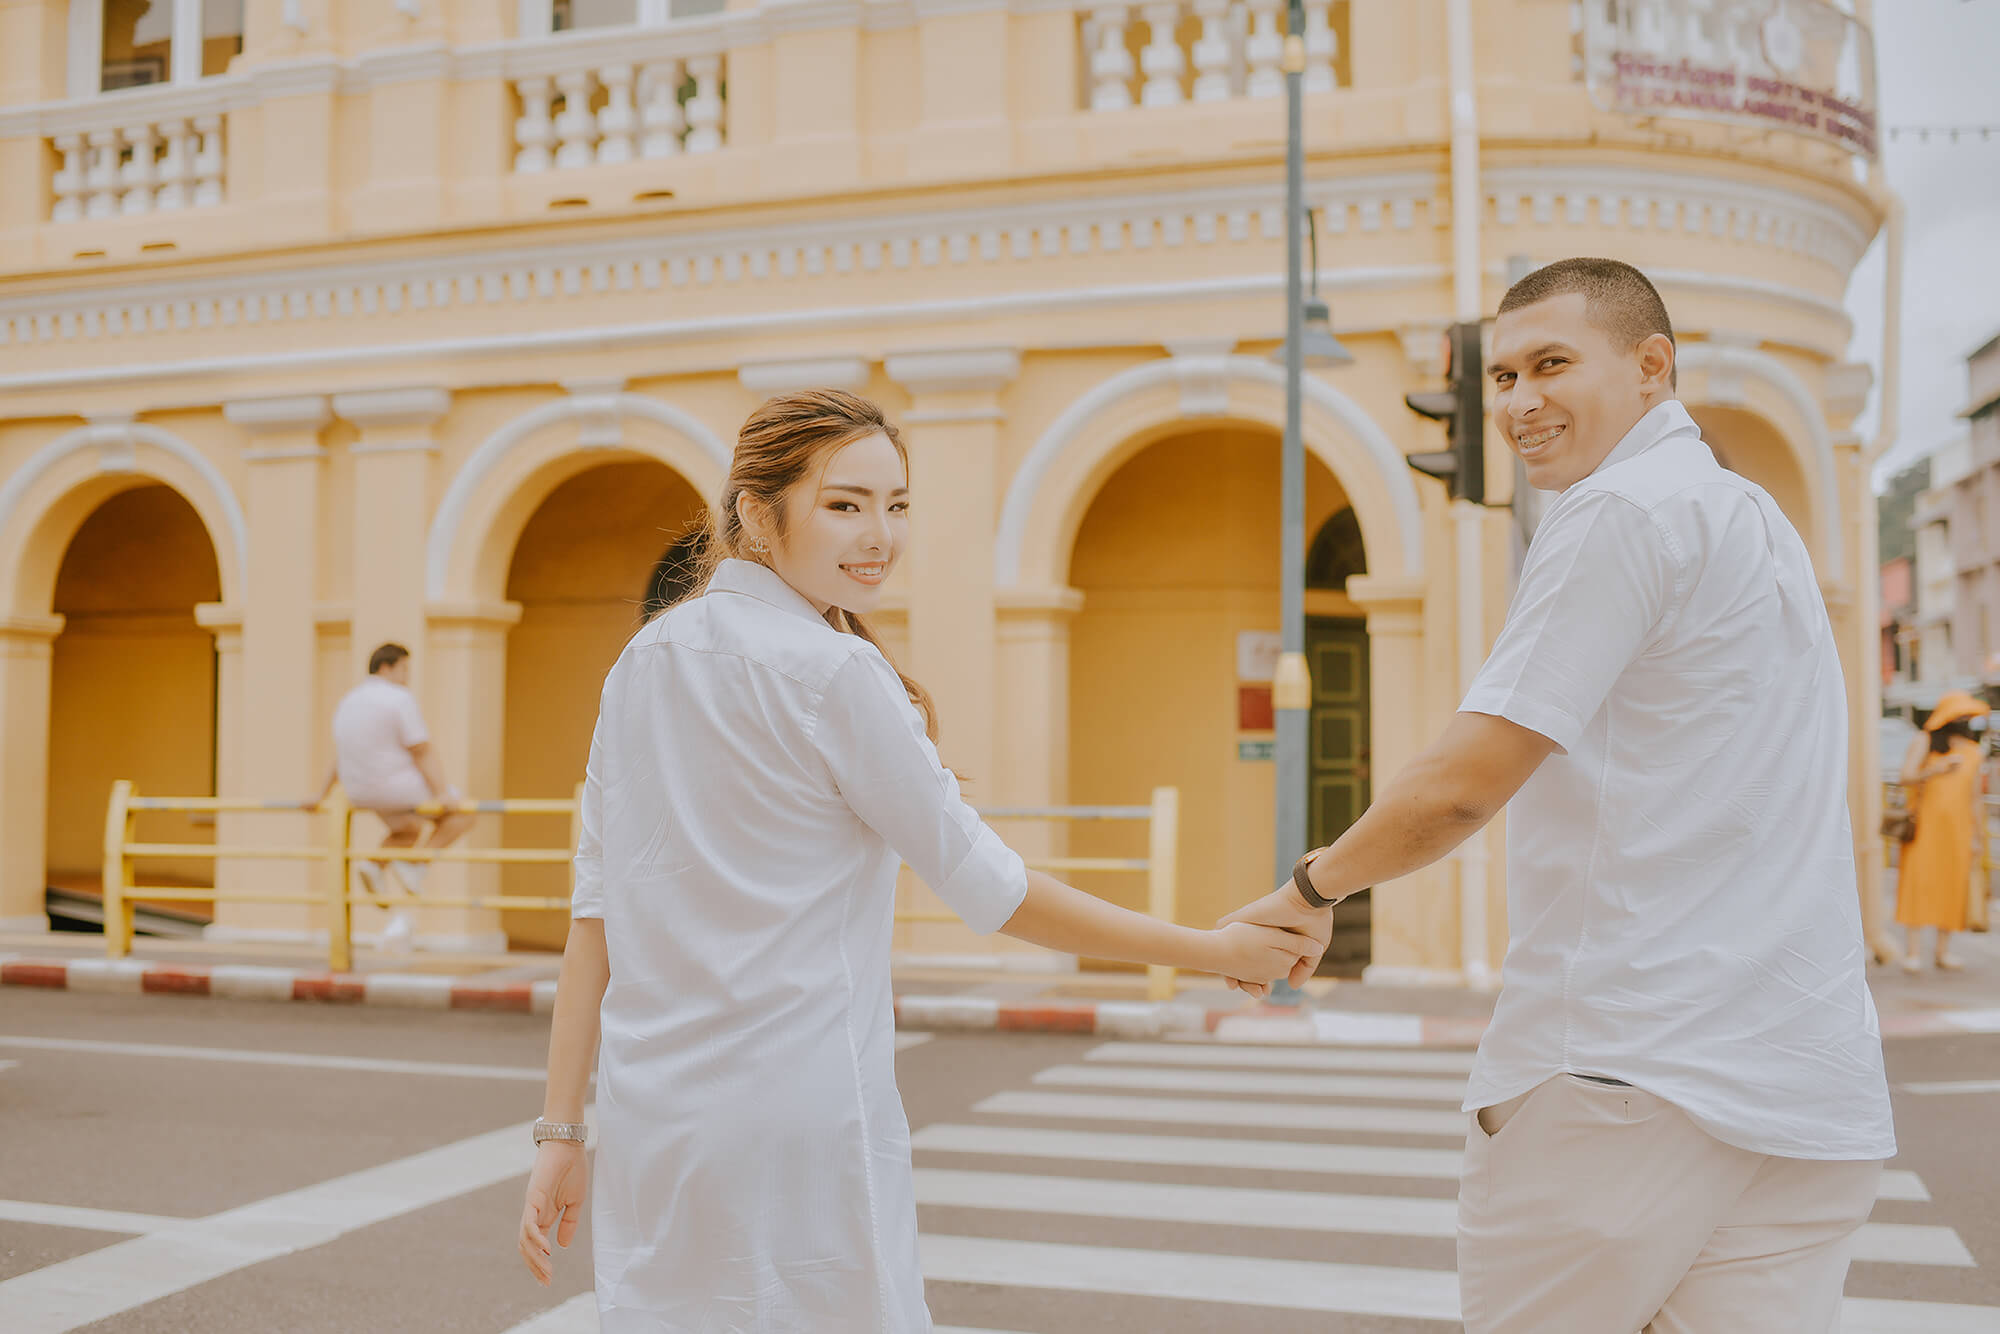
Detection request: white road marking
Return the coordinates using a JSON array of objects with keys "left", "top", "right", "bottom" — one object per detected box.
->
[
  {"left": 1841, "top": 1297, "right": 2000, "bottom": 1333},
  {"left": 915, "top": 1167, "right": 1455, "bottom": 1238},
  {"left": 910, "top": 1125, "right": 1930, "bottom": 1205},
  {"left": 910, "top": 1169, "right": 1968, "bottom": 1266},
  {"left": 922, "top": 1234, "right": 1461, "bottom": 1321},
  {"left": 1901, "top": 1079, "right": 2000, "bottom": 1095},
  {"left": 0, "top": 1034, "right": 545, "bottom": 1082},
  {"left": 0, "top": 1112, "right": 575, "bottom": 1334},
  {"left": 1088, "top": 1041, "right": 1477, "bottom": 1074},
  {"left": 922, "top": 1236, "right": 2000, "bottom": 1328},
  {"left": 1034, "top": 1064, "right": 1468, "bottom": 1102},
  {"left": 895, "top": 1033, "right": 935, "bottom": 1051},
  {"left": 914, "top": 1122, "right": 1465, "bottom": 1181},
  {"left": 499, "top": 1292, "right": 598, "bottom": 1333},
  {"left": 0, "top": 1200, "right": 191, "bottom": 1235},
  {"left": 976, "top": 1090, "right": 1468, "bottom": 1136}
]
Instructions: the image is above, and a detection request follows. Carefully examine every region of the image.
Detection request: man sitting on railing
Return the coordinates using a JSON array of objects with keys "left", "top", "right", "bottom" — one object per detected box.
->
[{"left": 310, "top": 642, "right": 475, "bottom": 951}]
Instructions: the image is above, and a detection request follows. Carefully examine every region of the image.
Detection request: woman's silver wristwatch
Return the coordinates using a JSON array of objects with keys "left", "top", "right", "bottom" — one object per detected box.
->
[{"left": 533, "top": 1119, "right": 588, "bottom": 1146}]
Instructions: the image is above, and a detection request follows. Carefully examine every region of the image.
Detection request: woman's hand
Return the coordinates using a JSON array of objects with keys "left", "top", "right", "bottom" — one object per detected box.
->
[
  {"left": 1207, "top": 920, "right": 1317, "bottom": 989},
  {"left": 519, "top": 1141, "right": 588, "bottom": 1287}
]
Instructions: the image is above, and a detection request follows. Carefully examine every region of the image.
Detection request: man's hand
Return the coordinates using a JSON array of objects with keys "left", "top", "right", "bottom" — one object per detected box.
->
[{"left": 1217, "top": 881, "right": 1333, "bottom": 997}]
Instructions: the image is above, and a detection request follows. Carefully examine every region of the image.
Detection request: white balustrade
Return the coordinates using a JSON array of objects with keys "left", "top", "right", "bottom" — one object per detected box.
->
[
  {"left": 36, "top": 87, "right": 233, "bottom": 224},
  {"left": 1078, "top": 0, "right": 1346, "bottom": 112},
  {"left": 509, "top": 37, "right": 726, "bottom": 173}
]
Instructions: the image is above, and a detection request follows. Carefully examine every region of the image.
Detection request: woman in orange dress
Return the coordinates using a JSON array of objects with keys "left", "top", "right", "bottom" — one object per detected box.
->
[{"left": 1896, "top": 691, "right": 1989, "bottom": 972}]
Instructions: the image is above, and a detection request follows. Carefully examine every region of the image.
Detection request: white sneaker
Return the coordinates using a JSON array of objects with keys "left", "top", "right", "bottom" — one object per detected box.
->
[
  {"left": 390, "top": 861, "right": 430, "bottom": 893},
  {"left": 380, "top": 910, "right": 415, "bottom": 954}
]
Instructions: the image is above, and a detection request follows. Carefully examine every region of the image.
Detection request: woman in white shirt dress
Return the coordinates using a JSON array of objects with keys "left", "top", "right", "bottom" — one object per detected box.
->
[{"left": 517, "top": 389, "right": 1312, "bottom": 1332}]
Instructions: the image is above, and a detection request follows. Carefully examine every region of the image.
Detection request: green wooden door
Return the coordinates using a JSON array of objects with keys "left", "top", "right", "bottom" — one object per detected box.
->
[{"left": 1307, "top": 616, "right": 1371, "bottom": 973}]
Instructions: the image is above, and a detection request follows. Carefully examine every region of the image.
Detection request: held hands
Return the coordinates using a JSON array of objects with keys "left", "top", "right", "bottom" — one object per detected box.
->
[
  {"left": 1216, "top": 880, "right": 1335, "bottom": 998},
  {"left": 518, "top": 1140, "right": 588, "bottom": 1287},
  {"left": 1208, "top": 918, "right": 1322, "bottom": 991}
]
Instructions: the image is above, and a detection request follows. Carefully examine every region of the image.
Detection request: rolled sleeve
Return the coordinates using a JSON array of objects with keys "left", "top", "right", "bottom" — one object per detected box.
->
[
  {"left": 1461, "top": 490, "right": 1677, "bottom": 752},
  {"left": 569, "top": 715, "right": 606, "bottom": 920},
  {"left": 394, "top": 691, "right": 430, "bottom": 748},
  {"left": 813, "top": 650, "right": 1028, "bottom": 935}
]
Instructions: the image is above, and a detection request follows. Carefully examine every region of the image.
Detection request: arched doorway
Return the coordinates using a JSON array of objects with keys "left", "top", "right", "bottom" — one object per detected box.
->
[
  {"left": 1065, "top": 424, "right": 1361, "bottom": 946},
  {"left": 499, "top": 459, "right": 706, "bottom": 949},
  {"left": 46, "top": 485, "right": 222, "bottom": 926},
  {"left": 1689, "top": 405, "right": 1815, "bottom": 550}
]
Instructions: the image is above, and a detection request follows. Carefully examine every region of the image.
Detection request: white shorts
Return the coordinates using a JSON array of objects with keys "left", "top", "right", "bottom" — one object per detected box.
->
[{"left": 344, "top": 772, "right": 433, "bottom": 813}]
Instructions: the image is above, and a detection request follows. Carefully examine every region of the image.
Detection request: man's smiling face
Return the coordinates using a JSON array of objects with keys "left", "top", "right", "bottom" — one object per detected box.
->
[{"left": 1488, "top": 292, "right": 1673, "bottom": 493}]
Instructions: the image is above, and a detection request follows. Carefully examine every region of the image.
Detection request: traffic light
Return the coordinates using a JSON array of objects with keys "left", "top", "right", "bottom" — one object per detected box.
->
[{"left": 1404, "top": 321, "right": 1485, "bottom": 506}]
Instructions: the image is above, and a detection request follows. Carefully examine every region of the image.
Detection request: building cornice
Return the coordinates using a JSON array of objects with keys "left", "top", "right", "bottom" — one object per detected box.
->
[{"left": 224, "top": 394, "right": 331, "bottom": 432}]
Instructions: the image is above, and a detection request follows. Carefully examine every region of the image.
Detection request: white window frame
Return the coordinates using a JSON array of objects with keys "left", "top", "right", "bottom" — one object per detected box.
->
[
  {"left": 69, "top": 0, "right": 234, "bottom": 98},
  {"left": 520, "top": 0, "right": 671, "bottom": 37}
]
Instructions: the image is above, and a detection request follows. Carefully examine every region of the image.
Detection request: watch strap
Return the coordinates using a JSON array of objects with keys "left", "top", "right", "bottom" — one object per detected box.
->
[
  {"left": 533, "top": 1119, "right": 588, "bottom": 1145},
  {"left": 1292, "top": 848, "right": 1336, "bottom": 910}
]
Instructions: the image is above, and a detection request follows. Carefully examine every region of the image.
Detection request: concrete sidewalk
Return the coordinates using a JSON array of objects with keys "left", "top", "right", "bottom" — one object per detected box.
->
[{"left": 9, "top": 924, "right": 2000, "bottom": 1044}]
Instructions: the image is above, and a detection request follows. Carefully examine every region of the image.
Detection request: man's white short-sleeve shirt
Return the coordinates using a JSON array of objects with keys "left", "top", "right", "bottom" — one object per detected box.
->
[
  {"left": 1460, "top": 399, "right": 1894, "bottom": 1161},
  {"left": 330, "top": 677, "right": 431, "bottom": 809}
]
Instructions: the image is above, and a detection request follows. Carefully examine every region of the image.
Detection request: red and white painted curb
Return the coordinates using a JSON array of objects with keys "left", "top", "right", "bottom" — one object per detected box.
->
[
  {"left": 9, "top": 955, "right": 1993, "bottom": 1046},
  {"left": 0, "top": 956, "right": 558, "bottom": 1016}
]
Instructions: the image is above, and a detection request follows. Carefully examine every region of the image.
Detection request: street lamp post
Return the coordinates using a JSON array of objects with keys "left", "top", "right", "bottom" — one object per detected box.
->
[{"left": 1267, "top": 0, "right": 1351, "bottom": 1006}]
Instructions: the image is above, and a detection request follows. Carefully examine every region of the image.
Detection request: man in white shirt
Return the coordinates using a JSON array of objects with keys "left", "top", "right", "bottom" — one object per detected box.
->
[
  {"left": 1228, "top": 258, "right": 1894, "bottom": 1332},
  {"left": 313, "top": 643, "right": 475, "bottom": 949}
]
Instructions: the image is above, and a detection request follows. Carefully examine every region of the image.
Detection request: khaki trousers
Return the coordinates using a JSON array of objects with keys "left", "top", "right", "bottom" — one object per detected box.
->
[{"left": 1457, "top": 1074, "right": 1882, "bottom": 1334}]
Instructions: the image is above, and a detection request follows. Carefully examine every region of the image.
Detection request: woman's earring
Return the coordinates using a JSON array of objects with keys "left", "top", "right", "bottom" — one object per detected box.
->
[{"left": 749, "top": 537, "right": 769, "bottom": 555}]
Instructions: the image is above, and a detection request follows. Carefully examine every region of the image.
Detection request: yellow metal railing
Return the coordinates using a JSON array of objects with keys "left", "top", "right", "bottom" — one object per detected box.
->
[
  {"left": 102, "top": 780, "right": 585, "bottom": 971},
  {"left": 103, "top": 780, "right": 1182, "bottom": 992},
  {"left": 895, "top": 786, "right": 1182, "bottom": 1002}
]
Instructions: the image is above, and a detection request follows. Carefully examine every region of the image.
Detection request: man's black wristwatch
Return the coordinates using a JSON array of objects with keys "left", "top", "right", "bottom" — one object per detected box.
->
[{"left": 1292, "top": 848, "right": 1339, "bottom": 910}]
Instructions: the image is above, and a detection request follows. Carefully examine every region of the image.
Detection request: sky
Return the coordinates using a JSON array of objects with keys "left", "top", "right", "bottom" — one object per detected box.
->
[{"left": 1844, "top": 0, "right": 2000, "bottom": 489}]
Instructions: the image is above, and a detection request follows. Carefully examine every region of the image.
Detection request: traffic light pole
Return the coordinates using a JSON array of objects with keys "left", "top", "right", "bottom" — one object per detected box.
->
[{"left": 1268, "top": 0, "right": 1311, "bottom": 1006}]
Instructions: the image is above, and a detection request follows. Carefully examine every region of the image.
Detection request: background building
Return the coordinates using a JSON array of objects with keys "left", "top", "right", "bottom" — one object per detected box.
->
[
  {"left": 0, "top": 0, "right": 1894, "bottom": 979},
  {"left": 1879, "top": 456, "right": 1928, "bottom": 687}
]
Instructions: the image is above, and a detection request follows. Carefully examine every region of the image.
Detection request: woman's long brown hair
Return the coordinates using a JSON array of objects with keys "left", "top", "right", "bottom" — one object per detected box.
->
[{"left": 672, "top": 388, "right": 942, "bottom": 743}]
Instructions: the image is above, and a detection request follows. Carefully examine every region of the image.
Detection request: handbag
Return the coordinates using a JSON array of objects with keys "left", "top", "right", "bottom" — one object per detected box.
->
[{"left": 1882, "top": 811, "right": 1916, "bottom": 843}]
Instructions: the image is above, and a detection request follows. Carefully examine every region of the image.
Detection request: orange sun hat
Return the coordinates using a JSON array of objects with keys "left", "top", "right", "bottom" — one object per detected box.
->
[{"left": 1924, "top": 690, "right": 1990, "bottom": 732}]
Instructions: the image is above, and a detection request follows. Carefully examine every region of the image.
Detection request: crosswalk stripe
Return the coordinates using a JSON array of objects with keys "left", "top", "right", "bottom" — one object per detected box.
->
[
  {"left": 1840, "top": 1297, "right": 2000, "bottom": 1333},
  {"left": 895, "top": 1033, "right": 934, "bottom": 1051},
  {"left": 922, "top": 1233, "right": 1460, "bottom": 1321},
  {"left": 911, "top": 1168, "right": 1970, "bottom": 1266},
  {"left": 913, "top": 1123, "right": 1932, "bottom": 1205},
  {"left": 915, "top": 1167, "right": 1455, "bottom": 1238},
  {"left": 0, "top": 1034, "right": 545, "bottom": 1082},
  {"left": 1035, "top": 1064, "right": 1469, "bottom": 1102},
  {"left": 499, "top": 1292, "right": 597, "bottom": 1333},
  {"left": 922, "top": 1235, "right": 2000, "bottom": 1328},
  {"left": 1088, "top": 1041, "right": 1477, "bottom": 1074},
  {"left": 913, "top": 1123, "right": 1465, "bottom": 1181},
  {"left": 976, "top": 1090, "right": 1469, "bottom": 1136}
]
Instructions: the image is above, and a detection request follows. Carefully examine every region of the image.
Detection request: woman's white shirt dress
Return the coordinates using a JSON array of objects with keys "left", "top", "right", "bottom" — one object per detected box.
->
[{"left": 571, "top": 558, "right": 1028, "bottom": 1333}]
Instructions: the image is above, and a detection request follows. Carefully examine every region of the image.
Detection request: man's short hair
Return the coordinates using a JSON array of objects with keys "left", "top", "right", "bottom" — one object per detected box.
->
[
  {"left": 1498, "top": 257, "right": 1677, "bottom": 389},
  {"left": 368, "top": 643, "right": 410, "bottom": 675}
]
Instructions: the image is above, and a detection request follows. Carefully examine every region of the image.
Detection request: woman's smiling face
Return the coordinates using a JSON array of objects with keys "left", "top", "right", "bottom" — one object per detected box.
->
[{"left": 751, "top": 430, "right": 910, "bottom": 616}]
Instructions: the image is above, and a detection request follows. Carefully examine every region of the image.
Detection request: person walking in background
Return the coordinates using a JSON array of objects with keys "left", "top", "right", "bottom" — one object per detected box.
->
[
  {"left": 1895, "top": 691, "right": 1989, "bottom": 972},
  {"left": 1223, "top": 258, "right": 1895, "bottom": 1333},
  {"left": 312, "top": 643, "right": 475, "bottom": 951},
  {"left": 515, "top": 389, "right": 1313, "bottom": 1331}
]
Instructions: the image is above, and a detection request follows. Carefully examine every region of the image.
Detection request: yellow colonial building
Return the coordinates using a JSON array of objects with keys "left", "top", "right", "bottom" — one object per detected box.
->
[{"left": 0, "top": 0, "right": 1893, "bottom": 979}]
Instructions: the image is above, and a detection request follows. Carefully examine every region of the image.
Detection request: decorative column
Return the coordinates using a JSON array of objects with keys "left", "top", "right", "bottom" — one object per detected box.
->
[
  {"left": 332, "top": 387, "right": 450, "bottom": 687},
  {"left": 885, "top": 347, "right": 1020, "bottom": 792},
  {"left": 419, "top": 599, "right": 521, "bottom": 953},
  {"left": 217, "top": 394, "right": 328, "bottom": 941},
  {"left": 0, "top": 614, "right": 67, "bottom": 931},
  {"left": 1347, "top": 573, "right": 1460, "bottom": 984}
]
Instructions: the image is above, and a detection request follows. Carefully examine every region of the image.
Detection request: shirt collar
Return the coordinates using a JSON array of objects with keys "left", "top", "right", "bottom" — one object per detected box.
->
[
  {"left": 705, "top": 557, "right": 831, "bottom": 627},
  {"left": 1592, "top": 398, "right": 1699, "bottom": 476}
]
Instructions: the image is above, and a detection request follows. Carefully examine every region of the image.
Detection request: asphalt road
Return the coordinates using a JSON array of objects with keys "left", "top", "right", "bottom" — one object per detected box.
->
[{"left": 3, "top": 989, "right": 1999, "bottom": 1332}]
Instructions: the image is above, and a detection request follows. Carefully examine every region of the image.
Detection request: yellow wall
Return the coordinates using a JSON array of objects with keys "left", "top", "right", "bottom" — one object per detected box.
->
[
  {"left": 501, "top": 460, "right": 707, "bottom": 948},
  {"left": 47, "top": 486, "right": 221, "bottom": 889},
  {"left": 1067, "top": 425, "right": 1352, "bottom": 940}
]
